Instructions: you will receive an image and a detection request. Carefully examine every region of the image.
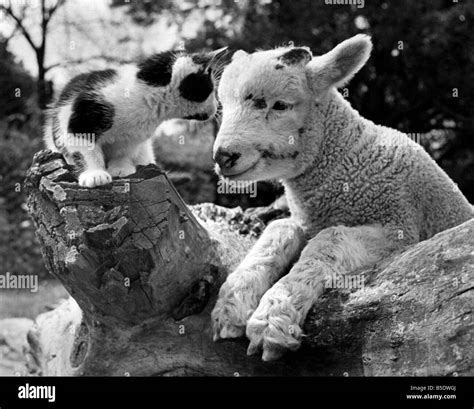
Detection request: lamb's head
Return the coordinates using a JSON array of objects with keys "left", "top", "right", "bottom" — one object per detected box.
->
[
  {"left": 213, "top": 35, "right": 372, "bottom": 181},
  {"left": 137, "top": 47, "right": 228, "bottom": 121}
]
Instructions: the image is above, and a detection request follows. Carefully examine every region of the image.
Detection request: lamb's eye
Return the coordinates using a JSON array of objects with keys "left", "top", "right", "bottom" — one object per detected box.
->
[{"left": 272, "top": 101, "right": 290, "bottom": 110}]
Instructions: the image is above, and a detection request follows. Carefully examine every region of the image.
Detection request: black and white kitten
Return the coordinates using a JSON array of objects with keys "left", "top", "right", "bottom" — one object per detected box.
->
[{"left": 44, "top": 48, "right": 227, "bottom": 187}]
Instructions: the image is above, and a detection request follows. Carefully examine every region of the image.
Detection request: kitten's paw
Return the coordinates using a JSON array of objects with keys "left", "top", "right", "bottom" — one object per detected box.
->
[
  {"left": 246, "top": 288, "right": 303, "bottom": 361},
  {"left": 108, "top": 163, "right": 136, "bottom": 178},
  {"left": 78, "top": 169, "right": 112, "bottom": 188},
  {"left": 211, "top": 283, "right": 252, "bottom": 341}
]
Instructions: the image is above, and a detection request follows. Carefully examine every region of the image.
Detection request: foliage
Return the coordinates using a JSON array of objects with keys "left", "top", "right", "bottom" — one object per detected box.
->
[
  {"left": 0, "top": 0, "right": 473, "bottom": 281},
  {"left": 0, "top": 37, "right": 47, "bottom": 278},
  {"left": 144, "top": 0, "right": 474, "bottom": 201},
  {"left": 0, "top": 39, "right": 37, "bottom": 121}
]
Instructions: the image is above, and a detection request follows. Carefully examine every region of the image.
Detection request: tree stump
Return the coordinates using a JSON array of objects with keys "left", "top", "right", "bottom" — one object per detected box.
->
[{"left": 24, "top": 151, "right": 473, "bottom": 376}]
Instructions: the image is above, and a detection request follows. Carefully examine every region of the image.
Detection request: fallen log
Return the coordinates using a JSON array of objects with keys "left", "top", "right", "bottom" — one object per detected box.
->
[{"left": 23, "top": 150, "right": 473, "bottom": 376}]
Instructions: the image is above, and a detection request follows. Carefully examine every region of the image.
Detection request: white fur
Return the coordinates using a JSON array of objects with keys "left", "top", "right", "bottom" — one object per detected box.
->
[
  {"left": 212, "top": 35, "right": 473, "bottom": 361},
  {"left": 45, "top": 56, "right": 218, "bottom": 187},
  {"left": 212, "top": 219, "right": 306, "bottom": 340}
]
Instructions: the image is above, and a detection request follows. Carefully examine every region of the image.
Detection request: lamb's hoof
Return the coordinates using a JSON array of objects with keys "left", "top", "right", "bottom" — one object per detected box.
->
[
  {"left": 245, "top": 297, "right": 303, "bottom": 361},
  {"left": 211, "top": 296, "right": 248, "bottom": 341},
  {"left": 247, "top": 337, "right": 286, "bottom": 361},
  {"left": 78, "top": 169, "right": 112, "bottom": 188},
  {"left": 212, "top": 323, "right": 245, "bottom": 342}
]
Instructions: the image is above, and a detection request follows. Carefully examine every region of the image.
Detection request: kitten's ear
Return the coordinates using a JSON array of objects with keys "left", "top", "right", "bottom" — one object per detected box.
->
[
  {"left": 207, "top": 46, "right": 229, "bottom": 62},
  {"left": 192, "top": 47, "right": 229, "bottom": 69},
  {"left": 232, "top": 49, "right": 248, "bottom": 61},
  {"left": 306, "top": 34, "right": 372, "bottom": 89}
]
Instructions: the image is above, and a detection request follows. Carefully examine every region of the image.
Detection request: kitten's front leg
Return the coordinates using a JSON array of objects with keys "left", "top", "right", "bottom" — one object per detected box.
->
[
  {"left": 134, "top": 139, "right": 156, "bottom": 167},
  {"left": 108, "top": 139, "right": 156, "bottom": 178},
  {"left": 107, "top": 157, "right": 136, "bottom": 178},
  {"left": 69, "top": 143, "right": 111, "bottom": 188},
  {"left": 211, "top": 219, "right": 306, "bottom": 340}
]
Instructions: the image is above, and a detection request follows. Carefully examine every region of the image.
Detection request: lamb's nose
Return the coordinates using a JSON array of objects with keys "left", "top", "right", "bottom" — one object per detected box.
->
[{"left": 214, "top": 148, "right": 241, "bottom": 170}]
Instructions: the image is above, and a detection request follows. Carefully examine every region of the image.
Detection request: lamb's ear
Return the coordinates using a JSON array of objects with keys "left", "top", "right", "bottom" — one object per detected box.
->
[
  {"left": 232, "top": 50, "right": 248, "bottom": 61},
  {"left": 307, "top": 34, "right": 372, "bottom": 89}
]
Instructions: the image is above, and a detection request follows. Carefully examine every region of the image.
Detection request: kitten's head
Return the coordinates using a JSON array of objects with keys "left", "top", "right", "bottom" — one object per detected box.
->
[{"left": 137, "top": 47, "right": 228, "bottom": 121}]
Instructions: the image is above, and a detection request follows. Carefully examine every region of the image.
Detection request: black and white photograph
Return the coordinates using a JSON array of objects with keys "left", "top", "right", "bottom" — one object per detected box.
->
[{"left": 0, "top": 0, "right": 472, "bottom": 408}]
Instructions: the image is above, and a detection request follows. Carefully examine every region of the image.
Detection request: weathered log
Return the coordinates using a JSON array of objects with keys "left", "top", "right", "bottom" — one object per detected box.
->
[{"left": 24, "top": 151, "right": 473, "bottom": 376}]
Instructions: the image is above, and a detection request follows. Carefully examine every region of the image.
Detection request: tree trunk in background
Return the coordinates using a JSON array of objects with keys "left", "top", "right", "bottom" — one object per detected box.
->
[{"left": 24, "top": 150, "right": 473, "bottom": 376}]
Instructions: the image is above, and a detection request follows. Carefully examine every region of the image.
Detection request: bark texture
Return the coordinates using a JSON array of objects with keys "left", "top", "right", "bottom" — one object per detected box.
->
[{"left": 23, "top": 150, "right": 473, "bottom": 376}]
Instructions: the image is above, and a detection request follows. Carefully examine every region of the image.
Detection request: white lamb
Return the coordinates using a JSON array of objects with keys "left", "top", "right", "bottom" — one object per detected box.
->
[{"left": 210, "top": 35, "right": 473, "bottom": 361}]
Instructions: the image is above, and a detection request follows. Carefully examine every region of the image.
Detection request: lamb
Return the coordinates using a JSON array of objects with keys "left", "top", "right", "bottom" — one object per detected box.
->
[{"left": 210, "top": 35, "right": 473, "bottom": 361}]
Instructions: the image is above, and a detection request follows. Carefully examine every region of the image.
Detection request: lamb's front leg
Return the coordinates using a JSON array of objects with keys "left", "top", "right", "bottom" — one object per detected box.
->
[
  {"left": 212, "top": 219, "right": 306, "bottom": 340},
  {"left": 246, "top": 224, "right": 401, "bottom": 361}
]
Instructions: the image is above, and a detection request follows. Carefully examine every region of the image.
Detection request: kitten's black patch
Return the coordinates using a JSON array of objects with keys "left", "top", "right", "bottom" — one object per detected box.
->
[
  {"left": 68, "top": 95, "right": 115, "bottom": 140},
  {"left": 279, "top": 48, "right": 312, "bottom": 65},
  {"left": 137, "top": 51, "right": 178, "bottom": 87},
  {"left": 58, "top": 69, "right": 117, "bottom": 105},
  {"left": 179, "top": 71, "right": 213, "bottom": 102},
  {"left": 254, "top": 98, "right": 267, "bottom": 109},
  {"left": 245, "top": 93, "right": 253, "bottom": 101},
  {"left": 183, "top": 113, "right": 210, "bottom": 121}
]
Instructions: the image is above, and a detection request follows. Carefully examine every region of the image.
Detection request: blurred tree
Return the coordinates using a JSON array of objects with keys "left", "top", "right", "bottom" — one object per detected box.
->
[
  {"left": 0, "top": 0, "right": 67, "bottom": 108},
  {"left": 0, "top": 36, "right": 46, "bottom": 278},
  {"left": 118, "top": 0, "right": 474, "bottom": 201},
  {"left": 0, "top": 36, "right": 36, "bottom": 121}
]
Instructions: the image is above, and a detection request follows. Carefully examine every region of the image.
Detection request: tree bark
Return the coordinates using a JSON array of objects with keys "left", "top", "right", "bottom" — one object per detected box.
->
[{"left": 24, "top": 150, "right": 473, "bottom": 376}]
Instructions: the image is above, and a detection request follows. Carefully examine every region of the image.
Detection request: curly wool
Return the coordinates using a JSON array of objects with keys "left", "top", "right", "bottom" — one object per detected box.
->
[{"left": 284, "top": 88, "right": 473, "bottom": 243}]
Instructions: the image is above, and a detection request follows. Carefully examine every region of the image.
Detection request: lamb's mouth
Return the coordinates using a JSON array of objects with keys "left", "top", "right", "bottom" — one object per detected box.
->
[{"left": 219, "top": 159, "right": 260, "bottom": 180}]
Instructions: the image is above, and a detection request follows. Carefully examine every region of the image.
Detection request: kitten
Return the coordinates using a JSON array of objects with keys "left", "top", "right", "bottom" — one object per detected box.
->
[{"left": 44, "top": 48, "right": 227, "bottom": 187}]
